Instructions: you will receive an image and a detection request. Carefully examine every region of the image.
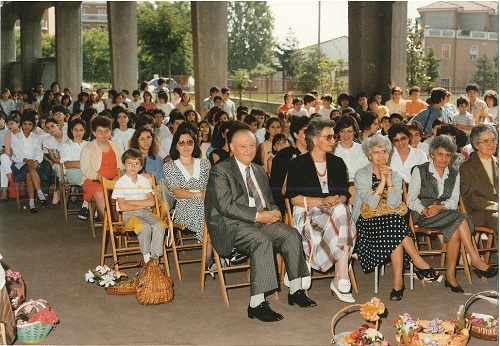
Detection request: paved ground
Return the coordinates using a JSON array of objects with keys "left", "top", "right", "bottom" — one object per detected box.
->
[{"left": 0, "top": 199, "right": 497, "bottom": 345}]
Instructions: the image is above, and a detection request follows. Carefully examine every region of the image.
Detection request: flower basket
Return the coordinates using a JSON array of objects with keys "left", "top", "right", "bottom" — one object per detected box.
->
[
  {"left": 399, "top": 319, "right": 469, "bottom": 346},
  {"left": 466, "top": 290, "right": 498, "bottom": 341},
  {"left": 5, "top": 270, "right": 26, "bottom": 309},
  {"left": 331, "top": 297, "right": 388, "bottom": 346},
  {"left": 14, "top": 299, "right": 58, "bottom": 344}
]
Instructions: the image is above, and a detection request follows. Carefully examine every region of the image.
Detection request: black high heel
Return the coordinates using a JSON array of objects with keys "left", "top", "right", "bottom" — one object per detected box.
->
[
  {"left": 390, "top": 286, "right": 405, "bottom": 301},
  {"left": 472, "top": 266, "right": 498, "bottom": 279},
  {"left": 444, "top": 279, "right": 464, "bottom": 293},
  {"left": 415, "top": 267, "right": 439, "bottom": 281}
]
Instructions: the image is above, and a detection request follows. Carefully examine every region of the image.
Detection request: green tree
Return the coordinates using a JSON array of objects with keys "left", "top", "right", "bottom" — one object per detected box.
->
[
  {"left": 41, "top": 34, "right": 55, "bottom": 58},
  {"left": 82, "top": 28, "right": 110, "bottom": 83},
  {"left": 249, "top": 63, "right": 275, "bottom": 78},
  {"left": 228, "top": 1, "right": 275, "bottom": 73},
  {"left": 137, "top": 1, "right": 193, "bottom": 80},
  {"left": 422, "top": 47, "right": 440, "bottom": 91},
  {"left": 231, "top": 69, "right": 251, "bottom": 104},
  {"left": 406, "top": 19, "right": 426, "bottom": 89},
  {"left": 275, "top": 28, "right": 299, "bottom": 79},
  {"left": 470, "top": 54, "right": 498, "bottom": 90}
]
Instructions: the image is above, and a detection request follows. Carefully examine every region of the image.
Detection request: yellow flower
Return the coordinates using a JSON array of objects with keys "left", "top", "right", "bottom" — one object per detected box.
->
[{"left": 360, "top": 297, "right": 385, "bottom": 322}]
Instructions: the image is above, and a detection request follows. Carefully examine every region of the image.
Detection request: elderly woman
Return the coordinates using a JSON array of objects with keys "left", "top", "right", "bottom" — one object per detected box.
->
[
  {"left": 286, "top": 117, "right": 357, "bottom": 303},
  {"left": 80, "top": 116, "right": 124, "bottom": 219},
  {"left": 407, "top": 135, "right": 497, "bottom": 293},
  {"left": 389, "top": 123, "right": 427, "bottom": 183},
  {"left": 460, "top": 124, "right": 498, "bottom": 236},
  {"left": 332, "top": 115, "right": 369, "bottom": 182},
  {"left": 353, "top": 134, "right": 437, "bottom": 301},
  {"left": 163, "top": 128, "right": 213, "bottom": 268}
]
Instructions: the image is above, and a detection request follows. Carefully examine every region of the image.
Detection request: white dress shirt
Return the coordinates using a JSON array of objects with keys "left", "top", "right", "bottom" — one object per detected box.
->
[{"left": 389, "top": 146, "right": 428, "bottom": 183}]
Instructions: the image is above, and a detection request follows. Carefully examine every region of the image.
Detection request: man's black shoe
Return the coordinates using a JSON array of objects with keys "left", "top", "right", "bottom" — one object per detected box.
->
[
  {"left": 228, "top": 251, "right": 247, "bottom": 264},
  {"left": 247, "top": 301, "right": 284, "bottom": 322},
  {"left": 288, "top": 289, "right": 317, "bottom": 307}
]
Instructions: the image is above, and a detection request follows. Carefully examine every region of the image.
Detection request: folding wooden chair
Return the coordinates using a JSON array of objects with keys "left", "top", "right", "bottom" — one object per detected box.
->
[
  {"left": 99, "top": 177, "right": 168, "bottom": 273},
  {"left": 0, "top": 322, "right": 6, "bottom": 345},
  {"left": 200, "top": 222, "right": 265, "bottom": 307},
  {"left": 459, "top": 196, "right": 498, "bottom": 283},
  {"left": 59, "top": 163, "right": 84, "bottom": 222}
]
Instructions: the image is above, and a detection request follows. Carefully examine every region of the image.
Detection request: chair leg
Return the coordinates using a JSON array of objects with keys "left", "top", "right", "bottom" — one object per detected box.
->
[
  {"left": 374, "top": 266, "right": 379, "bottom": 294},
  {"left": 88, "top": 200, "right": 96, "bottom": 237},
  {"left": 349, "top": 265, "right": 358, "bottom": 293},
  {"left": 171, "top": 235, "right": 182, "bottom": 281},
  {"left": 200, "top": 227, "right": 208, "bottom": 292},
  {"left": 213, "top": 249, "right": 230, "bottom": 307},
  {"left": 409, "top": 262, "right": 414, "bottom": 291},
  {"left": 162, "top": 238, "right": 171, "bottom": 278},
  {"left": 15, "top": 182, "right": 21, "bottom": 210}
]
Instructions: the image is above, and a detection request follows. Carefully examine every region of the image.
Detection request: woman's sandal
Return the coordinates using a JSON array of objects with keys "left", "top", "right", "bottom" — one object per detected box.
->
[
  {"left": 415, "top": 267, "right": 439, "bottom": 281},
  {"left": 390, "top": 286, "right": 405, "bottom": 301}
]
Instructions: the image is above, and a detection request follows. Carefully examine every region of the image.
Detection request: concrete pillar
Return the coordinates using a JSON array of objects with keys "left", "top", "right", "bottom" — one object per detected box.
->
[
  {"left": 348, "top": 1, "right": 407, "bottom": 103},
  {"left": 191, "top": 2, "right": 228, "bottom": 113},
  {"left": 20, "top": 10, "right": 45, "bottom": 90},
  {"left": 1, "top": 19, "right": 17, "bottom": 90},
  {"left": 55, "top": 2, "right": 82, "bottom": 95},
  {"left": 108, "top": 1, "right": 138, "bottom": 91}
]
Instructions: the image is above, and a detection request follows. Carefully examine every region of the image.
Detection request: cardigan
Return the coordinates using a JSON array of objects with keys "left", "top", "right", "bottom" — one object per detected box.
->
[{"left": 79, "top": 139, "right": 124, "bottom": 184}]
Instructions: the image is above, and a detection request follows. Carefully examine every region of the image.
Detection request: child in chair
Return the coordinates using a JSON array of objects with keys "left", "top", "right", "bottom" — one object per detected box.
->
[{"left": 112, "top": 148, "right": 165, "bottom": 263}]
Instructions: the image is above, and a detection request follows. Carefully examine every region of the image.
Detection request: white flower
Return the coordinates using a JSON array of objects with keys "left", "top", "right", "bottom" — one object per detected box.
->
[
  {"left": 96, "top": 265, "right": 110, "bottom": 275},
  {"left": 365, "top": 328, "right": 382, "bottom": 340},
  {"left": 99, "top": 275, "right": 115, "bottom": 287},
  {"left": 85, "top": 270, "right": 95, "bottom": 283}
]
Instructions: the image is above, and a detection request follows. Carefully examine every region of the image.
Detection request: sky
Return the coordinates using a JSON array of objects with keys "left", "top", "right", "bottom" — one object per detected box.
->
[{"left": 268, "top": 1, "right": 436, "bottom": 48}]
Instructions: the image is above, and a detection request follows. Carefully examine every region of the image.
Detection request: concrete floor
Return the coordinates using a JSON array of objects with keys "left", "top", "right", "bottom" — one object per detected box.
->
[{"left": 0, "top": 199, "right": 498, "bottom": 345}]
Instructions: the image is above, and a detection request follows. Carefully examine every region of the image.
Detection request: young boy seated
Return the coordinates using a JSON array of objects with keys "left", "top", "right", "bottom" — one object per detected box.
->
[
  {"left": 452, "top": 96, "right": 475, "bottom": 133},
  {"left": 112, "top": 149, "right": 166, "bottom": 263}
]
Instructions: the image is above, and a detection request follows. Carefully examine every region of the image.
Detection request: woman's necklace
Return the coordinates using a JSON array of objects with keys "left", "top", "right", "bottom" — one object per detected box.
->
[{"left": 311, "top": 153, "right": 327, "bottom": 177}]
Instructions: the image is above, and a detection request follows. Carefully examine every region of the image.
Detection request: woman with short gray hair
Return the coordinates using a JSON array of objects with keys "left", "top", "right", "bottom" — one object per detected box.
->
[
  {"left": 286, "top": 116, "right": 357, "bottom": 303},
  {"left": 353, "top": 134, "right": 437, "bottom": 301},
  {"left": 460, "top": 124, "right": 499, "bottom": 236},
  {"left": 408, "top": 135, "right": 497, "bottom": 293}
]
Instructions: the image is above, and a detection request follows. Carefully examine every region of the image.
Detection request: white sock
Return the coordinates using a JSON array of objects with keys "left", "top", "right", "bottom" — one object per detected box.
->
[
  {"left": 143, "top": 253, "right": 151, "bottom": 263},
  {"left": 82, "top": 200, "right": 89, "bottom": 208},
  {"left": 29, "top": 199, "right": 35, "bottom": 209},
  {"left": 37, "top": 190, "right": 45, "bottom": 201},
  {"left": 289, "top": 278, "right": 302, "bottom": 294},
  {"left": 249, "top": 293, "right": 265, "bottom": 308}
]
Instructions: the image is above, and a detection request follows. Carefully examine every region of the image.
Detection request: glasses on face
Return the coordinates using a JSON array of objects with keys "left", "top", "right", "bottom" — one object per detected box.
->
[
  {"left": 138, "top": 136, "right": 153, "bottom": 141},
  {"left": 318, "top": 134, "right": 335, "bottom": 141},
  {"left": 124, "top": 161, "right": 142, "bottom": 167},
  {"left": 46, "top": 124, "right": 58, "bottom": 130},
  {"left": 178, "top": 139, "right": 194, "bottom": 147},
  {"left": 478, "top": 138, "right": 498, "bottom": 146},
  {"left": 392, "top": 135, "right": 408, "bottom": 143},
  {"left": 96, "top": 128, "right": 111, "bottom": 135}
]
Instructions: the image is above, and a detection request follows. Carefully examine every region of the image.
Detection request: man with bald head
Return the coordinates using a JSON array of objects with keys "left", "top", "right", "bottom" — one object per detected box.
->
[{"left": 205, "top": 129, "right": 316, "bottom": 322}]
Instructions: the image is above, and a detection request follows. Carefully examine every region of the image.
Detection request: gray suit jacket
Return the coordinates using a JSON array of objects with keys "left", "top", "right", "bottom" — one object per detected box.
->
[
  {"left": 460, "top": 153, "right": 499, "bottom": 226},
  {"left": 204, "top": 156, "right": 279, "bottom": 256}
]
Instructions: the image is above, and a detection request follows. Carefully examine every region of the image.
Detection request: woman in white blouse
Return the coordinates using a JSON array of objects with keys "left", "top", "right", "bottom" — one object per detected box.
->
[
  {"left": 332, "top": 115, "right": 369, "bottom": 182},
  {"left": 11, "top": 110, "right": 48, "bottom": 212}
]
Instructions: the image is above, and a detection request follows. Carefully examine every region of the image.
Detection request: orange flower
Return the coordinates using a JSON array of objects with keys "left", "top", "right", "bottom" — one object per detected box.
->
[{"left": 360, "top": 297, "right": 385, "bottom": 322}]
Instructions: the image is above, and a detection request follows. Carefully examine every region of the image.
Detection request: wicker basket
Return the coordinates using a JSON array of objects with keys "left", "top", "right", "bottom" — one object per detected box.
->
[
  {"left": 105, "top": 277, "right": 137, "bottom": 295},
  {"left": 14, "top": 300, "right": 56, "bottom": 344},
  {"left": 135, "top": 259, "right": 174, "bottom": 305},
  {"left": 7, "top": 275, "right": 26, "bottom": 309},
  {"left": 466, "top": 290, "right": 498, "bottom": 341},
  {"left": 330, "top": 304, "right": 380, "bottom": 346},
  {"left": 401, "top": 320, "right": 469, "bottom": 346}
]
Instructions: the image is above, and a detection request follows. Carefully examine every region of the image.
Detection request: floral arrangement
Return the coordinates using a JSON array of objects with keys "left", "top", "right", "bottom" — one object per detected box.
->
[
  {"left": 16, "top": 299, "right": 59, "bottom": 328},
  {"left": 5, "top": 269, "right": 25, "bottom": 308},
  {"left": 394, "top": 311, "right": 469, "bottom": 345},
  {"left": 85, "top": 265, "right": 127, "bottom": 288},
  {"left": 332, "top": 297, "right": 389, "bottom": 346}
]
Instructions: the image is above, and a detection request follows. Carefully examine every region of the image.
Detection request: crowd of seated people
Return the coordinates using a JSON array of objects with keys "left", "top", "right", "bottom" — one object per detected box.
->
[{"left": 0, "top": 81, "right": 498, "bottom": 322}]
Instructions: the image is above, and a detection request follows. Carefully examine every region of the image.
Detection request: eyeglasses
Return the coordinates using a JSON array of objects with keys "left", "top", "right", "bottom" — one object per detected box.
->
[
  {"left": 392, "top": 136, "right": 408, "bottom": 143},
  {"left": 124, "top": 161, "right": 142, "bottom": 167},
  {"left": 318, "top": 134, "right": 335, "bottom": 141},
  {"left": 96, "top": 128, "right": 111, "bottom": 135},
  {"left": 178, "top": 139, "right": 194, "bottom": 147},
  {"left": 477, "top": 138, "right": 498, "bottom": 146},
  {"left": 138, "top": 136, "right": 153, "bottom": 141}
]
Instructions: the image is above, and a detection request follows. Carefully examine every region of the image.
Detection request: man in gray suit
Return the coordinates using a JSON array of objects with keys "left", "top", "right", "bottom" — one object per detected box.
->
[{"left": 205, "top": 129, "right": 316, "bottom": 322}]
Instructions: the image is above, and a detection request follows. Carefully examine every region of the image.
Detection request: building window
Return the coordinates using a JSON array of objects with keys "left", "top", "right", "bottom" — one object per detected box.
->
[
  {"left": 82, "top": 25, "right": 91, "bottom": 31},
  {"left": 442, "top": 44, "right": 451, "bottom": 59},
  {"left": 470, "top": 46, "right": 478, "bottom": 60},
  {"left": 440, "top": 78, "right": 451, "bottom": 89},
  {"left": 82, "top": 6, "right": 89, "bottom": 14},
  {"left": 97, "top": 7, "right": 107, "bottom": 15}
]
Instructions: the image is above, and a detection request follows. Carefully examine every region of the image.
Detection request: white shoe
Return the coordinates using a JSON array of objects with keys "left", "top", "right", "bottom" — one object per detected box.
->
[
  {"left": 337, "top": 279, "right": 351, "bottom": 293},
  {"left": 330, "top": 282, "right": 355, "bottom": 303}
]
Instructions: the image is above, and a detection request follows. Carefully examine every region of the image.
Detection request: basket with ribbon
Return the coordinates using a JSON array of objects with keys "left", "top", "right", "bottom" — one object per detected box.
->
[
  {"left": 14, "top": 299, "right": 58, "bottom": 344},
  {"left": 331, "top": 297, "right": 388, "bottom": 345},
  {"left": 5, "top": 269, "right": 25, "bottom": 309}
]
